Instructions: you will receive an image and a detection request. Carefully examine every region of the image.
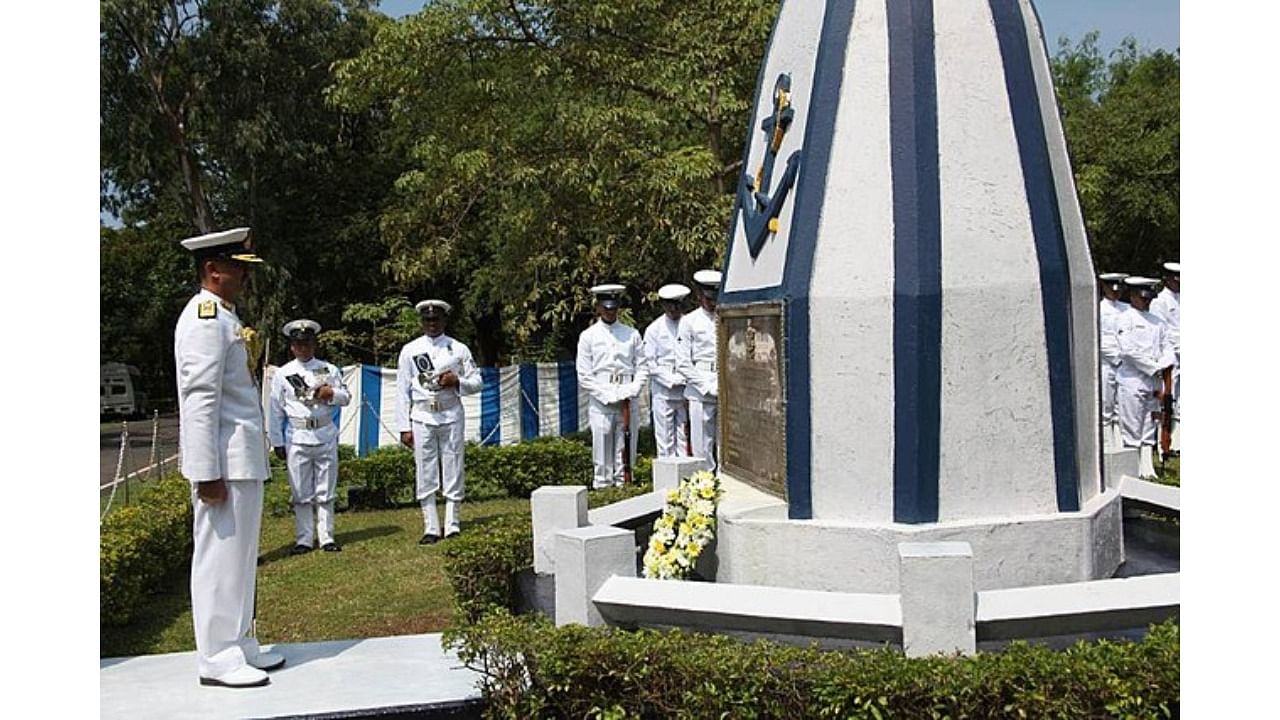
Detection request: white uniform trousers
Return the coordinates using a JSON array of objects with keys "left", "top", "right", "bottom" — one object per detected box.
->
[
  {"left": 190, "top": 480, "right": 264, "bottom": 679},
  {"left": 1117, "top": 375, "right": 1162, "bottom": 478},
  {"left": 650, "top": 387, "right": 690, "bottom": 458},
  {"left": 286, "top": 440, "right": 338, "bottom": 547},
  {"left": 689, "top": 396, "right": 719, "bottom": 472},
  {"left": 412, "top": 419, "right": 465, "bottom": 536},
  {"left": 1100, "top": 362, "right": 1122, "bottom": 450},
  {"left": 588, "top": 397, "right": 639, "bottom": 489}
]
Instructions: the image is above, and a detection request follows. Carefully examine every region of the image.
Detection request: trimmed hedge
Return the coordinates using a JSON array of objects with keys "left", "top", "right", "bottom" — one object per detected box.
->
[
  {"left": 443, "top": 481, "right": 653, "bottom": 622},
  {"left": 445, "top": 611, "right": 1180, "bottom": 719},
  {"left": 100, "top": 475, "right": 193, "bottom": 626}
]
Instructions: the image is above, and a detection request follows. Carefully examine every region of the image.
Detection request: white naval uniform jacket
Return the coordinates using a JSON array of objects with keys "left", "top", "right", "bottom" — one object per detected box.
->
[
  {"left": 1099, "top": 298, "right": 1127, "bottom": 367},
  {"left": 1116, "top": 306, "right": 1176, "bottom": 392},
  {"left": 675, "top": 307, "right": 718, "bottom": 400},
  {"left": 1150, "top": 288, "right": 1180, "bottom": 358},
  {"left": 267, "top": 357, "right": 351, "bottom": 448},
  {"left": 395, "top": 334, "right": 483, "bottom": 430},
  {"left": 576, "top": 320, "right": 649, "bottom": 405},
  {"left": 174, "top": 288, "right": 270, "bottom": 483},
  {"left": 643, "top": 315, "right": 686, "bottom": 399}
]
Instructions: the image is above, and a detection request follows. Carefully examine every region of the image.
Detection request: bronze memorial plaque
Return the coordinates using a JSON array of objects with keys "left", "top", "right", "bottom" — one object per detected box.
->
[{"left": 718, "top": 302, "right": 787, "bottom": 499}]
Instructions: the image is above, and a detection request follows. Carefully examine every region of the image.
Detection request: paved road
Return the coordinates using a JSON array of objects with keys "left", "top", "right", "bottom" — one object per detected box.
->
[{"left": 100, "top": 412, "right": 180, "bottom": 487}]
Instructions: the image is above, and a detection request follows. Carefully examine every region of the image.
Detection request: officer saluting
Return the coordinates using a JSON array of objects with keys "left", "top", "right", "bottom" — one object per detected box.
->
[
  {"left": 395, "top": 300, "right": 482, "bottom": 543},
  {"left": 577, "top": 284, "right": 649, "bottom": 489},
  {"left": 643, "top": 284, "right": 692, "bottom": 458},
  {"left": 676, "top": 270, "right": 722, "bottom": 471},
  {"left": 267, "top": 319, "right": 351, "bottom": 555},
  {"left": 174, "top": 227, "right": 283, "bottom": 688}
]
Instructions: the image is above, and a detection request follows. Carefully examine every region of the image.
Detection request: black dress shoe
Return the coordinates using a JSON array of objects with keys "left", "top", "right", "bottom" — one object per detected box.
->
[
  {"left": 289, "top": 544, "right": 314, "bottom": 556},
  {"left": 321, "top": 542, "right": 342, "bottom": 552},
  {"left": 444, "top": 529, "right": 462, "bottom": 540},
  {"left": 419, "top": 533, "right": 441, "bottom": 545}
]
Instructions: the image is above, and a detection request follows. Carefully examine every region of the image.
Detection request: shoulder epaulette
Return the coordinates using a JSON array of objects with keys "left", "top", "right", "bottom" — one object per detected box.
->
[{"left": 197, "top": 300, "right": 218, "bottom": 320}]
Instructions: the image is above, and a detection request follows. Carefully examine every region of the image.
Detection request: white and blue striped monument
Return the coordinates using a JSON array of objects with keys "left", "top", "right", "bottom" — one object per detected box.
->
[{"left": 714, "top": 0, "right": 1122, "bottom": 593}]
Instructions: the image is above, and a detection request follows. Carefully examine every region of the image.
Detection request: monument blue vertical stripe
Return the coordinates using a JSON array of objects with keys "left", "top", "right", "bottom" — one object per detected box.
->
[
  {"left": 990, "top": 0, "right": 1080, "bottom": 511},
  {"left": 519, "top": 363, "right": 540, "bottom": 440},
  {"left": 557, "top": 361, "right": 579, "bottom": 433},
  {"left": 889, "top": 0, "right": 942, "bottom": 524},
  {"left": 358, "top": 364, "right": 381, "bottom": 457},
  {"left": 776, "top": 0, "right": 857, "bottom": 520},
  {"left": 480, "top": 367, "right": 501, "bottom": 446}
]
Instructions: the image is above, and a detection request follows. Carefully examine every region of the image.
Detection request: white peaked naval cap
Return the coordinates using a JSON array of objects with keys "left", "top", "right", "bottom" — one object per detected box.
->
[
  {"left": 590, "top": 284, "right": 626, "bottom": 309},
  {"left": 179, "top": 227, "right": 263, "bottom": 262},
  {"left": 282, "top": 319, "right": 321, "bottom": 338},
  {"left": 1162, "top": 262, "right": 1180, "bottom": 274},
  {"left": 692, "top": 270, "right": 722, "bottom": 287},
  {"left": 1098, "top": 272, "right": 1128, "bottom": 282},
  {"left": 415, "top": 300, "right": 453, "bottom": 317},
  {"left": 658, "top": 283, "right": 691, "bottom": 301}
]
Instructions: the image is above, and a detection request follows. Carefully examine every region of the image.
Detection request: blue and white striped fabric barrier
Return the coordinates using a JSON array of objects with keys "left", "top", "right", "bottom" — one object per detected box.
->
[{"left": 331, "top": 362, "right": 650, "bottom": 456}]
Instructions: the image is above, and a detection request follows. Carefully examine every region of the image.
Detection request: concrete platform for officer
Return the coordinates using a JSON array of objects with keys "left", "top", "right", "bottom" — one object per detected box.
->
[{"left": 100, "top": 633, "right": 482, "bottom": 719}]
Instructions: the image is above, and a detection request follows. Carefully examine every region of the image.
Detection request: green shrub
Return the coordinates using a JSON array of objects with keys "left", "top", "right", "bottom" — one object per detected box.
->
[
  {"left": 100, "top": 475, "right": 193, "bottom": 626},
  {"left": 445, "top": 612, "right": 1180, "bottom": 719},
  {"left": 443, "top": 514, "right": 535, "bottom": 624},
  {"left": 466, "top": 437, "right": 594, "bottom": 498},
  {"left": 342, "top": 445, "right": 417, "bottom": 509}
]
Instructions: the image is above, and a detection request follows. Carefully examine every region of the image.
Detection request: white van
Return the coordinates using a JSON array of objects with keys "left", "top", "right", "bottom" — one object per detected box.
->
[{"left": 101, "top": 363, "right": 148, "bottom": 418}]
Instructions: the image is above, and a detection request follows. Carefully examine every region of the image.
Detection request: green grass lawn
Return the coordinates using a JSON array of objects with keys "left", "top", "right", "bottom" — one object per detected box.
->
[{"left": 100, "top": 496, "right": 531, "bottom": 658}]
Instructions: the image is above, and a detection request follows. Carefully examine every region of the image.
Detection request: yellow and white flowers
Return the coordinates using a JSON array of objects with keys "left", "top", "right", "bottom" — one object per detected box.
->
[{"left": 643, "top": 470, "right": 722, "bottom": 580}]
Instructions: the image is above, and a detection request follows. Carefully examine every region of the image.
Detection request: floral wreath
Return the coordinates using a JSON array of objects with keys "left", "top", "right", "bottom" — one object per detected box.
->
[{"left": 643, "top": 470, "right": 723, "bottom": 580}]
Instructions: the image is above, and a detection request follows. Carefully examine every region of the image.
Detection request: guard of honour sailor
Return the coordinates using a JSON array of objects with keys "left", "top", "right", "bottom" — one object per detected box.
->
[
  {"left": 268, "top": 320, "right": 351, "bottom": 555},
  {"left": 643, "top": 283, "right": 692, "bottom": 458},
  {"left": 675, "top": 270, "right": 722, "bottom": 471},
  {"left": 1098, "top": 272, "right": 1129, "bottom": 450},
  {"left": 577, "top": 284, "right": 649, "bottom": 488},
  {"left": 1149, "top": 262, "right": 1180, "bottom": 455},
  {"left": 174, "top": 227, "right": 284, "bottom": 687},
  {"left": 1114, "top": 276, "right": 1177, "bottom": 479},
  {"left": 395, "top": 300, "right": 483, "bottom": 544}
]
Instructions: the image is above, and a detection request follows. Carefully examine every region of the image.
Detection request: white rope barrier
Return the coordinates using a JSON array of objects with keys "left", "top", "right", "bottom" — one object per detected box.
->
[{"left": 100, "top": 422, "right": 130, "bottom": 521}]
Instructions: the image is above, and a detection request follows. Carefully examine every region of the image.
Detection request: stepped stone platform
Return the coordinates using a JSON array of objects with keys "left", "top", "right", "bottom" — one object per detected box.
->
[{"left": 101, "top": 633, "right": 483, "bottom": 719}]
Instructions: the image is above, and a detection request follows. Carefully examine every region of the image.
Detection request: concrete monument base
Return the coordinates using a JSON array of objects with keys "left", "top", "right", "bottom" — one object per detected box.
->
[{"left": 714, "top": 475, "right": 1124, "bottom": 594}]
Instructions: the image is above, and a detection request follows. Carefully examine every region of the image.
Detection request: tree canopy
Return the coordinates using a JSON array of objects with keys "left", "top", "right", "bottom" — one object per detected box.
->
[{"left": 101, "top": 2, "right": 1179, "bottom": 400}]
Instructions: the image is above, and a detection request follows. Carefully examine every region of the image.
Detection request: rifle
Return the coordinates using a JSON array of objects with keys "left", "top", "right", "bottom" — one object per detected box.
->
[
  {"left": 621, "top": 397, "right": 633, "bottom": 485},
  {"left": 1159, "top": 367, "right": 1174, "bottom": 463}
]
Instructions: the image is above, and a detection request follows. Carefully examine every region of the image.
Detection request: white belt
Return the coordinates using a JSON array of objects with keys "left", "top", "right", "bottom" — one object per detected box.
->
[
  {"left": 594, "top": 371, "right": 634, "bottom": 384},
  {"left": 414, "top": 396, "right": 460, "bottom": 413},
  {"left": 694, "top": 360, "right": 717, "bottom": 371},
  {"left": 288, "top": 414, "right": 332, "bottom": 430}
]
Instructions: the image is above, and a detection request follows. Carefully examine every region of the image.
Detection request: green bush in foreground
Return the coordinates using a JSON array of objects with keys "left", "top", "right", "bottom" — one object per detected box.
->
[
  {"left": 100, "top": 475, "right": 193, "bottom": 626},
  {"left": 445, "top": 612, "right": 1179, "bottom": 719}
]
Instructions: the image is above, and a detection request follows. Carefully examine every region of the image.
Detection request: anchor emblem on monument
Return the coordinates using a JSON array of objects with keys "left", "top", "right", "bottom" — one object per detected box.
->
[{"left": 738, "top": 73, "right": 802, "bottom": 259}]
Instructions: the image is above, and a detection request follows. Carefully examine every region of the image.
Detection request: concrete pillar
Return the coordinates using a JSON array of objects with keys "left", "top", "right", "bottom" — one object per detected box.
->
[
  {"left": 554, "top": 525, "right": 636, "bottom": 627},
  {"left": 898, "top": 542, "right": 976, "bottom": 657},
  {"left": 531, "top": 486, "right": 588, "bottom": 574},
  {"left": 652, "top": 457, "right": 709, "bottom": 494}
]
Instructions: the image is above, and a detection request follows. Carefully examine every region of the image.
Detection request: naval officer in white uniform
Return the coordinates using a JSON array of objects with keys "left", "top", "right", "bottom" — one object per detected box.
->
[
  {"left": 267, "top": 319, "right": 351, "bottom": 555},
  {"left": 675, "top": 270, "right": 721, "bottom": 471},
  {"left": 174, "top": 227, "right": 283, "bottom": 688},
  {"left": 395, "top": 300, "right": 483, "bottom": 543},
  {"left": 1115, "top": 276, "right": 1177, "bottom": 479},
  {"left": 1149, "top": 262, "right": 1180, "bottom": 454},
  {"left": 1098, "top": 272, "right": 1129, "bottom": 450},
  {"left": 577, "top": 284, "right": 649, "bottom": 488},
  {"left": 643, "top": 284, "right": 691, "bottom": 458}
]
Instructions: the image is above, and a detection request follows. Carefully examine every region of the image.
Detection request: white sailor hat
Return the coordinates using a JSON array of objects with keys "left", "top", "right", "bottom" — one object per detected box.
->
[
  {"left": 1098, "top": 272, "right": 1129, "bottom": 282},
  {"left": 657, "top": 283, "right": 691, "bottom": 302},
  {"left": 179, "top": 227, "right": 263, "bottom": 263},
  {"left": 591, "top": 283, "right": 626, "bottom": 310},
  {"left": 282, "top": 319, "right": 321, "bottom": 340},
  {"left": 692, "top": 269, "right": 722, "bottom": 288},
  {"left": 1124, "top": 276, "right": 1160, "bottom": 297},
  {"left": 415, "top": 299, "right": 452, "bottom": 318},
  {"left": 1161, "top": 262, "right": 1180, "bottom": 275}
]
